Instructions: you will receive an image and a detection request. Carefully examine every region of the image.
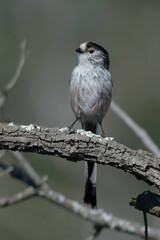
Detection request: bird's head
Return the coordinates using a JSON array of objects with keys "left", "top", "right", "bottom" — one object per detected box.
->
[{"left": 76, "top": 42, "right": 110, "bottom": 69}]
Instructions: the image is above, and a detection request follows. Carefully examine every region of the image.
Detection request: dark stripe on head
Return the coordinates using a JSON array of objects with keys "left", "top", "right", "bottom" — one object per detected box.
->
[
  {"left": 86, "top": 42, "right": 110, "bottom": 70},
  {"left": 86, "top": 42, "right": 107, "bottom": 54}
]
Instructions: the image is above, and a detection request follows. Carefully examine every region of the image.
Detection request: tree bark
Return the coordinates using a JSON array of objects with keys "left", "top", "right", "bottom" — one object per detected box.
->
[{"left": 0, "top": 122, "right": 160, "bottom": 188}]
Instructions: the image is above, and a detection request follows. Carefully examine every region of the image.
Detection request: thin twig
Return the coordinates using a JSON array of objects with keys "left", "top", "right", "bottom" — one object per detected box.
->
[
  {"left": 86, "top": 225, "right": 102, "bottom": 240},
  {"left": 0, "top": 39, "right": 28, "bottom": 110},
  {"left": 35, "top": 187, "right": 160, "bottom": 239},
  {"left": 143, "top": 212, "right": 148, "bottom": 240},
  {"left": 0, "top": 181, "right": 159, "bottom": 239},
  {"left": 0, "top": 166, "right": 13, "bottom": 177},
  {"left": 0, "top": 150, "right": 5, "bottom": 159},
  {"left": 11, "top": 151, "right": 42, "bottom": 186},
  {"left": 0, "top": 187, "right": 36, "bottom": 206},
  {"left": 3, "top": 40, "right": 28, "bottom": 94},
  {"left": 111, "top": 101, "right": 160, "bottom": 156}
]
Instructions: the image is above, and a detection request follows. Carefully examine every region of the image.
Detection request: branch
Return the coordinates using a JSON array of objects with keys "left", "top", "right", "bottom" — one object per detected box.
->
[
  {"left": 0, "top": 150, "right": 6, "bottom": 159},
  {"left": 0, "top": 187, "right": 36, "bottom": 206},
  {"left": 86, "top": 225, "right": 102, "bottom": 240},
  {"left": 143, "top": 211, "right": 148, "bottom": 240},
  {"left": 39, "top": 187, "right": 160, "bottom": 239},
  {"left": 0, "top": 122, "right": 160, "bottom": 188},
  {"left": 1, "top": 180, "right": 160, "bottom": 240},
  {"left": 11, "top": 151, "right": 42, "bottom": 186},
  {"left": 0, "top": 39, "right": 28, "bottom": 111},
  {"left": 0, "top": 165, "right": 13, "bottom": 177},
  {"left": 111, "top": 101, "right": 160, "bottom": 157},
  {"left": 39, "top": 186, "right": 160, "bottom": 239}
]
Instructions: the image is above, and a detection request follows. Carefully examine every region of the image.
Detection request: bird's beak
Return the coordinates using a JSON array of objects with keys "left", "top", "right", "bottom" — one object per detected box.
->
[{"left": 76, "top": 48, "right": 83, "bottom": 53}]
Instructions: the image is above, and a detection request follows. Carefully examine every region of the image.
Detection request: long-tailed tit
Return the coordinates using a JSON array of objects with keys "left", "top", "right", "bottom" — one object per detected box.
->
[{"left": 70, "top": 42, "right": 113, "bottom": 208}]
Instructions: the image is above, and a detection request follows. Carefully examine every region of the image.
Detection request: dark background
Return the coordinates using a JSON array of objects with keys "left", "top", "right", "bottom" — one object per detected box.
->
[{"left": 0, "top": 1, "right": 160, "bottom": 239}]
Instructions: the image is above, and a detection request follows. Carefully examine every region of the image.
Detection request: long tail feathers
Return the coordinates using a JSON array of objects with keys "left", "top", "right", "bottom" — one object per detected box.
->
[{"left": 82, "top": 122, "right": 97, "bottom": 208}]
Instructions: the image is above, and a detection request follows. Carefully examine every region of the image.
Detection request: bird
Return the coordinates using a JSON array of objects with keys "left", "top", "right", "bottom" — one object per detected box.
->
[{"left": 69, "top": 41, "right": 113, "bottom": 208}]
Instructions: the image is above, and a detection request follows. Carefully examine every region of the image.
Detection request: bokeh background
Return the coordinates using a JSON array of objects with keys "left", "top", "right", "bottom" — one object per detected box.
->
[{"left": 0, "top": 0, "right": 160, "bottom": 239}]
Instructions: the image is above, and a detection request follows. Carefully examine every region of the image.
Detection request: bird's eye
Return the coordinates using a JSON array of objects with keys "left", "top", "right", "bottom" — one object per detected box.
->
[{"left": 88, "top": 49, "right": 94, "bottom": 54}]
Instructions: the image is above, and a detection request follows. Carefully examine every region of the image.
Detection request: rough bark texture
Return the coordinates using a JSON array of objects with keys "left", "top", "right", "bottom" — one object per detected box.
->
[{"left": 0, "top": 122, "right": 160, "bottom": 188}]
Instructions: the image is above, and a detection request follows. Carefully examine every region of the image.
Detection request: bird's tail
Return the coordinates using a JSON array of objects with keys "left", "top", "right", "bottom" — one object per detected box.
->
[{"left": 82, "top": 122, "right": 97, "bottom": 208}]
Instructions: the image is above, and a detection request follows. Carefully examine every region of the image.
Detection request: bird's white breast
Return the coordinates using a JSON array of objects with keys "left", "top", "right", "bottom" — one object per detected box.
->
[{"left": 70, "top": 63, "right": 112, "bottom": 121}]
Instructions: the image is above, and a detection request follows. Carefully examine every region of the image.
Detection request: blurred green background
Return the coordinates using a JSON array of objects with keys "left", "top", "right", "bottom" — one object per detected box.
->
[{"left": 0, "top": 0, "right": 160, "bottom": 239}]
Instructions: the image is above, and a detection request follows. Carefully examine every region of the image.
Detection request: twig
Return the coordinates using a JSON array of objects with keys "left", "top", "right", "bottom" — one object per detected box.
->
[
  {"left": 0, "top": 150, "right": 6, "bottom": 159},
  {"left": 86, "top": 225, "right": 102, "bottom": 240},
  {"left": 0, "top": 187, "right": 36, "bottom": 206},
  {"left": 11, "top": 151, "right": 42, "bottom": 186},
  {"left": 0, "top": 39, "right": 28, "bottom": 110},
  {"left": 143, "top": 212, "right": 148, "bottom": 240},
  {"left": 33, "top": 187, "right": 160, "bottom": 239},
  {"left": 0, "top": 160, "right": 37, "bottom": 187},
  {"left": 111, "top": 101, "right": 160, "bottom": 157},
  {"left": 0, "top": 181, "right": 160, "bottom": 239},
  {"left": 0, "top": 166, "right": 13, "bottom": 177}
]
